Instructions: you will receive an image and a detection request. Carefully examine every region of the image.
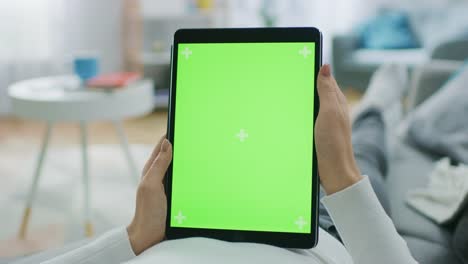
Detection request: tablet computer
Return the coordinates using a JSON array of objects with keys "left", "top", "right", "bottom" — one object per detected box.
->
[{"left": 165, "top": 27, "right": 321, "bottom": 249}]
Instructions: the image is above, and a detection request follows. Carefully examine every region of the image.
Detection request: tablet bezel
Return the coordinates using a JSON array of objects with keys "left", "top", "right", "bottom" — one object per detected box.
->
[{"left": 165, "top": 27, "right": 322, "bottom": 249}]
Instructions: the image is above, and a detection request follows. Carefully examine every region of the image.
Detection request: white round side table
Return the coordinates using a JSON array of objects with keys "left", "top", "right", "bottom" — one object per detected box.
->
[{"left": 8, "top": 75, "right": 154, "bottom": 239}]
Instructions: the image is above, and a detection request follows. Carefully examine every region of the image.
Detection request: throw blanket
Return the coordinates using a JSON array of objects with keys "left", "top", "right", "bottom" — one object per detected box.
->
[
  {"left": 404, "top": 63, "right": 468, "bottom": 164},
  {"left": 406, "top": 158, "right": 468, "bottom": 224},
  {"left": 406, "top": 158, "right": 468, "bottom": 264},
  {"left": 403, "top": 63, "right": 468, "bottom": 263}
]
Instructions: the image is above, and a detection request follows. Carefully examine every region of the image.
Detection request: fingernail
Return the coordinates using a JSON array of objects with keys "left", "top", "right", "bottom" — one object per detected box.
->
[
  {"left": 321, "top": 64, "right": 331, "bottom": 77},
  {"left": 161, "top": 139, "right": 169, "bottom": 152}
]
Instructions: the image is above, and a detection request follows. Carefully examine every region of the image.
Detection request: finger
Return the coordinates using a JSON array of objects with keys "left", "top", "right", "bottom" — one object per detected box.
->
[
  {"left": 317, "top": 65, "right": 340, "bottom": 107},
  {"left": 144, "top": 139, "right": 173, "bottom": 182},
  {"left": 338, "top": 90, "right": 351, "bottom": 118},
  {"left": 320, "top": 66, "right": 349, "bottom": 119},
  {"left": 142, "top": 134, "right": 166, "bottom": 177},
  {"left": 317, "top": 64, "right": 340, "bottom": 93},
  {"left": 336, "top": 88, "right": 347, "bottom": 104},
  {"left": 317, "top": 65, "right": 336, "bottom": 96},
  {"left": 336, "top": 89, "right": 351, "bottom": 122},
  {"left": 323, "top": 70, "right": 349, "bottom": 114}
]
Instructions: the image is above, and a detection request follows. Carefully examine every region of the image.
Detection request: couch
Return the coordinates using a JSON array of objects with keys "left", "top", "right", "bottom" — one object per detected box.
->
[
  {"left": 332, "top": 4, "right": 468, "bottom": 91},
  {"left": 9, "top": 60, "right": 464, "bottom": 264},
  {"left": 332, "top": 33, "right": 468, "bottom": 91},
  {"left": 387, "top": 60, "right": 464, "bottom": 263}
]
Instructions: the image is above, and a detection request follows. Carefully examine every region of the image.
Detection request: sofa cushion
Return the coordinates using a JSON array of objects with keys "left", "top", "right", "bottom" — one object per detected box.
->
[
  {"left": 386, "top": 141, "right": 454, "bottom": 246},
  {"left": 358, "top": 11, "right": 421, "bottom": 49},
  {"left": 403, "top": 236, "right": 461, "bottom": 264},
  {"left": 403, "top": 62, "right": 468, "bottom": 164}
]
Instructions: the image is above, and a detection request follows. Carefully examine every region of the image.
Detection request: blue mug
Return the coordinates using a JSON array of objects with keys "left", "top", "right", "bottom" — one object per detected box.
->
[{"left": 73, "top": 57, "right": 99, "bottom": 83}]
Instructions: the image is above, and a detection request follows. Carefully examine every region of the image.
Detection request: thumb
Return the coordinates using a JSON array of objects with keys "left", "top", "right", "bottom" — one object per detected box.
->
[
  {"left": 317, "top": 64, "right": 336, "bottom": 93},
  {"left": 317, "top": 64, "right": 339, "bottom": 105},
  {"left": 145, "top": 139, "right": 173, "bottom": 181}
]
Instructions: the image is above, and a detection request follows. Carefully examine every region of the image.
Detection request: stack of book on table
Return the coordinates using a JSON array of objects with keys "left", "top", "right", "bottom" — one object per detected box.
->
[{"left": 87, "top": 72, "right": 141, "bottom": 90}]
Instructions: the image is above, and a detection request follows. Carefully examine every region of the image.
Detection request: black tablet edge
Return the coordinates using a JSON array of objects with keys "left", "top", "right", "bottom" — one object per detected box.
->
[{"left": 165, "top": 27, "right": 322, "bottom": 249}]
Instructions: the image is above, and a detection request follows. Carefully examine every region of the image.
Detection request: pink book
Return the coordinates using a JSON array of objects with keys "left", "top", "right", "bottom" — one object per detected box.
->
[{"left": 87, "top": 72, "right": 141, "bottom": 88}]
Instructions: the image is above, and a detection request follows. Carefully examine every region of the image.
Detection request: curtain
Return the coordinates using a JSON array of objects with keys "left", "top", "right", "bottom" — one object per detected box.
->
[
  {"left": 0, "top": 1, "right": 58, "bottom": 113},
  {"left": 0, "top": 1, "right": 61, "bottom": 61}
]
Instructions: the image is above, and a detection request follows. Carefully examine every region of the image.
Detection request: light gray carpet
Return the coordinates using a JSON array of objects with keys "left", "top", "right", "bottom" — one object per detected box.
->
[{"left": 0, "top": 140, "right": 153, "bottom": 261}]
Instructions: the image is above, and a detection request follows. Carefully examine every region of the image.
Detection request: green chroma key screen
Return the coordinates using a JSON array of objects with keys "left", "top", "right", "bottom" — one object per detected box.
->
[{"left": 171, "top": 42, "right": 315, "bottom": 233}]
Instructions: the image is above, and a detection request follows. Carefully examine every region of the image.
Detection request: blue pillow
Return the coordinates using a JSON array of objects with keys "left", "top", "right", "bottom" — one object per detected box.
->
[{"left": 358, "top": 11, "right": 421, "bottom": 49}]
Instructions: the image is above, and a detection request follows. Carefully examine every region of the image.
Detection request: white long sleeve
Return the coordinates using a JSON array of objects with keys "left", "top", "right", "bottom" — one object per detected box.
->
[
  {"left": 42, "top": 177, "right": 418, "bottom": 264},
  {"left": 321, "top": 176, "right": 417, "bottom": 264},
  {"left": 42, "top": 227, "right": 135, "bottom": 264}
]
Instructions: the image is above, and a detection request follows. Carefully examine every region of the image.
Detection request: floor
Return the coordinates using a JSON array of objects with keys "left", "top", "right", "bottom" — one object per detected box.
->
[
  {"left": 0, "top": 111, "right": 169, "bottom": 261},
  {"left": 0, "top": 111, "right": 168, "bottom": 146},
  {"left": 0, "top": 144, "right": 153, "bottom": 261}
]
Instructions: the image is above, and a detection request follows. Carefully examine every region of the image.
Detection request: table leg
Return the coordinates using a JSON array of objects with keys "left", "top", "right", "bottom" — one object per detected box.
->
[
  {"left": 113, "top": 120, "right": 139, "bottom": 183},
  {"left": 80, "top": 122, "right": 94, "bottom": 237},
  {"left": 18, "top": 122, "right": 53, "bottom": 239}
]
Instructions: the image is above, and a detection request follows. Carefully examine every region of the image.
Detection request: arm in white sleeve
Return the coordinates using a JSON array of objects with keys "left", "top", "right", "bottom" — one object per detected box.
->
[
  {"left": 321, "top": 176, "right": 418, "bottom": 264},
  {"left": 42, "top": 227, "right": 136, "bottom": 264}
]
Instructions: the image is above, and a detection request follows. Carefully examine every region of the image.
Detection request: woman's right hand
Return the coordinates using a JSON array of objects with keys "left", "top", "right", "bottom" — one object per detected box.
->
[
  {"left": 314, "top": 65, "right": 362, "bottom": 195},
  {"left": 127, "top": 136, "right": 173, "bottom": 255}
]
